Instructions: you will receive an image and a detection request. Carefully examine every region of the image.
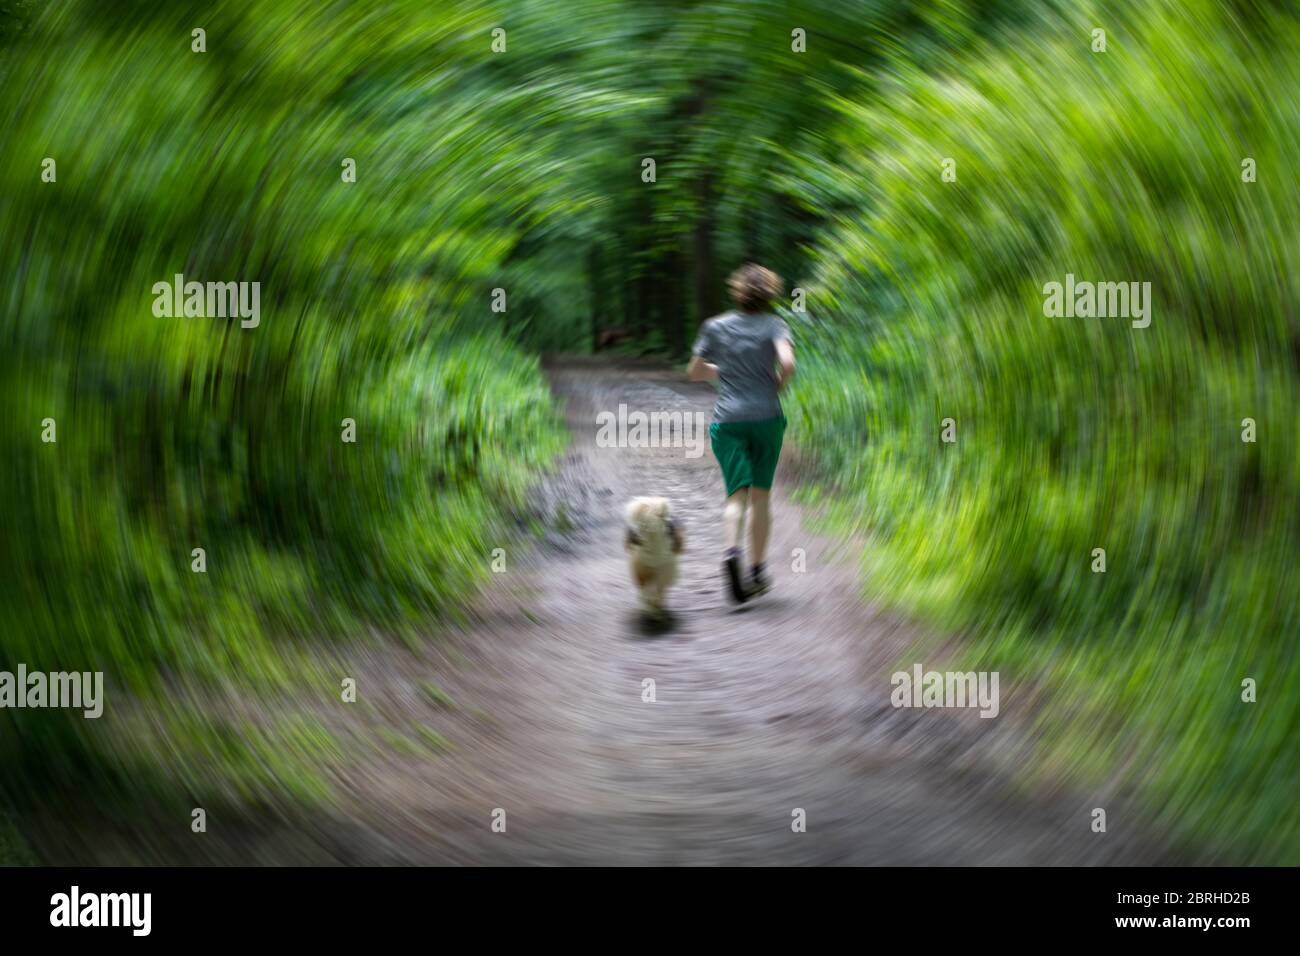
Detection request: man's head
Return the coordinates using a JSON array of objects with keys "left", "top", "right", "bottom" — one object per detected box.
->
[{"left": 727, "top": 263, "right": 783, "bottom": 313}]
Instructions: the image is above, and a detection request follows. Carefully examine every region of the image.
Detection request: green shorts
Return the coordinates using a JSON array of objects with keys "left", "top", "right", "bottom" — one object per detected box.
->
[{"left": 709, "top": 415, "right": 787, "bottom": 498}]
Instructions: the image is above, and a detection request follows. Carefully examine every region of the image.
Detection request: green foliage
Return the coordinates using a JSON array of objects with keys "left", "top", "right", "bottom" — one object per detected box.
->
[
  {"left": 420, "top": 682, "right": 456, "bottom": 709},
  {"left": 548, "top": 0, "right": 1033, "bottom": 354},
  {"left": 0, "top": 808, "right": 37, "bottom": 865},
  {"left": 0, "top": 0, "right": 581, "bottom": 803},
  {"left": 789, "top": 0, "right": 1299, "bottom": 861},
  {"left": 0, "top": 0, "right": 42, "bottom": 46}
]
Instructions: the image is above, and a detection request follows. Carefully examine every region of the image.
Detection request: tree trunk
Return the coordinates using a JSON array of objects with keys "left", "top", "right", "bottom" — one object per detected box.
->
[
  {"left": 693, "top": 170, "right": 716, "bottom": 330},
  {"left": 588, "top": 243, "right": 604, "bottom": 353}
]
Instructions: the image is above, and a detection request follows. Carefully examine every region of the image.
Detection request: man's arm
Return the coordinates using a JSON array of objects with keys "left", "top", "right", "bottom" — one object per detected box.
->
[
  {"left": 774, "top": 338, "right": 795, "bottom": 391},
  {"left": 688, "top": 319, "right": 719, "bottom": 381},
  {"left": 686, "top": 354, "right": 719, "bottom": 382}
]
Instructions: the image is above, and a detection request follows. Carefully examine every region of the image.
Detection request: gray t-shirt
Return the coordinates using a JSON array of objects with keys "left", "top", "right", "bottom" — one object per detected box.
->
[{"left": 692, "top": 311, "right": 792, "bottom": 423}]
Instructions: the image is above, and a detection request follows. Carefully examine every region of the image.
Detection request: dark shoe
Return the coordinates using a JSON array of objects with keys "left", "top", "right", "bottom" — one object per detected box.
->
[
  {"left": 747, "top": 564, "right": 771, "bottom": 598},
  {"left": 723, "top": 554, "right": 748, "bottom": 604}
]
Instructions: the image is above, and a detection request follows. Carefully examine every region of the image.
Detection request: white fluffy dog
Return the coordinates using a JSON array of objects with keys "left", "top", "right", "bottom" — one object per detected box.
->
[{"left": 624, "top": 496, "right": 684, "bottom": 617}]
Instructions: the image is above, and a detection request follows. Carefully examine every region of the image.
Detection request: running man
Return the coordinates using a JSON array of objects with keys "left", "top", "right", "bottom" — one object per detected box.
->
[{"left": 686, "top": 263, "right": 795, "bottom": 603}]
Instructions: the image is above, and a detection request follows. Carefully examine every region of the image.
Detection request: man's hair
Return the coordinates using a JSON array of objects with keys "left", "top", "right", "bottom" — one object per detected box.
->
[{"left": 727, "top": 263, "right": 783, "bottom": 313}]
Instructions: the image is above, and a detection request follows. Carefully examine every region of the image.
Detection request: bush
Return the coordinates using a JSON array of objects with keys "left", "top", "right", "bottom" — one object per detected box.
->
[
  {"left": 0, "top": 0, "right": 580, "bottom": 800},
  {"left": 789, "top": 0, "right": 1299, "bottom": 862}
]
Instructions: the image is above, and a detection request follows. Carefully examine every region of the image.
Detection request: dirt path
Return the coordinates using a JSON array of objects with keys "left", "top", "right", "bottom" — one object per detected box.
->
[{"left": 35, "top": 357, "right": 1188, "bottom": 864}]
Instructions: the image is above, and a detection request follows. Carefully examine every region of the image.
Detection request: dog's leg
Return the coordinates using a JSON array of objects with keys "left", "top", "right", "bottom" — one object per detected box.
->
[
  {"left": 638, "top": 579, "right": 658, "bottom": 615},
  {"left": 652, "top": 580, "right": 668, "bottom": 615}
]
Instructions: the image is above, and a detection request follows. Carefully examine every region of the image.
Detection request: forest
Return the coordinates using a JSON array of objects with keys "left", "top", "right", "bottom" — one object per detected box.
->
[{"left": 0, "top": 0, "right": 1296, "bottom": 865}]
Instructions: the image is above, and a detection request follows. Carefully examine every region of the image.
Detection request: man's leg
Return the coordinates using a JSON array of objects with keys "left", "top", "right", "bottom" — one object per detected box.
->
[
  {"left": 721, "top": 487, "right": 750, "bottom": 603},
  {"left": 748, "top": 487, "right": 770, "bottom": 565},
  {"left": 711, "top": 421, "right": 754, "bottom": 604},
  {"left": 745, "top": 416, "right": 785, "bottom": 596},
  {"left": 723, "top": 487, "right": 749, "bottom": 553}
]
